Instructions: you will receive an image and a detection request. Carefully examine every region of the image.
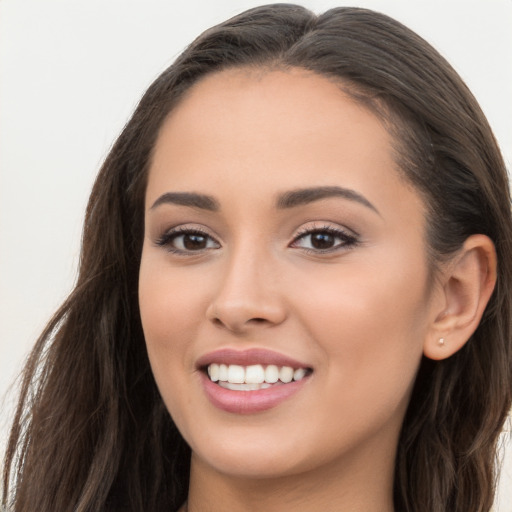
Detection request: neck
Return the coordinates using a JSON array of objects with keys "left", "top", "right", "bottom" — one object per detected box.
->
[{"left": 186, "top": 439, "right": 396, "bottom": 512}]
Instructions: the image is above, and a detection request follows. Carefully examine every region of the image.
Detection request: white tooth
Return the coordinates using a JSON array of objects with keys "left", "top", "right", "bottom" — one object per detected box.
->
[
  {"left": 279, "top": 366, "right": 294, "bottom": 383},
  {"left": 228, "top": 364, "right": 245, "bottom": 384},
  {"left": 218, "top": 364, "right": 228, "bottom": 381},
  {"left": 219, "top": 382, "right": 247, "bottom": 391},
  {"left": 218, "top": 382, "right": 274, "bottom": 391},
  {"left": 265, "top": 365, "right": 279, "bottom": 383},
  {"left": 208, "top": 363, "right": 219, "bottom": 382},
  {"left": 245, "top": 364, "right": 265, "bottom": 384},
  {"left": 293, "top": 368, "right": 307, "bottom": 381}
]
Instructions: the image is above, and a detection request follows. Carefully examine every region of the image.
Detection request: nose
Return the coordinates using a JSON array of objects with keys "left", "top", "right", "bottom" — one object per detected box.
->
[{"left": 206, "top": 248, "right": 287, "bottom": 333}]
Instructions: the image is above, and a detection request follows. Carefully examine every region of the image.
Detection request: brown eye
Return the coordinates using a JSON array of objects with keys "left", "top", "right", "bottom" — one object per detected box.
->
[
  {"left": 182, "top": 233, "right": 209, "bottom": 250},
  {"left": 172, "top": 232, "right": 219, "bottom": 252},
  {"left": 310, "top": 232, "right": 336, "bottom": 249},
  {"left": 291, "top": 227, "right": 358, "bottom": 253},
  {"left": 157, "top": 229, "right": 220, "bottom": 254}
]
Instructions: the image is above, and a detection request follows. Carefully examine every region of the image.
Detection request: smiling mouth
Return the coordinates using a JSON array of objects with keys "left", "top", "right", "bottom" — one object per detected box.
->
[{"left": 205, "top": 363, "right": 312, "bottom": 391}]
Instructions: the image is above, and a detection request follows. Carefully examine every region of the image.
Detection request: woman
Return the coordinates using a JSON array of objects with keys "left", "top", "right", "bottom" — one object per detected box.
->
[{"left": 3, "top": 5, "right": 511, "bottom": 511}]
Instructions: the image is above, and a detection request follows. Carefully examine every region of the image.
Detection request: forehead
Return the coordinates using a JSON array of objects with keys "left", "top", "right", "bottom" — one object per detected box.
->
[
  {"left": 151, "top": 70, "right": 389, "bottom": 177},
  {"left": 146, "top": 68, "right": 423, "bottom": 223},
  {"left": 157, "top": 68, "right": 390, "bottom": 152}
]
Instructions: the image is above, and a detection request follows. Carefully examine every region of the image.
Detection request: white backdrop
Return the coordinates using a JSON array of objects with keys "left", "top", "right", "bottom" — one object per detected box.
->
[{"left": 1, "top": 0, "right": 511, "bottom": 508}]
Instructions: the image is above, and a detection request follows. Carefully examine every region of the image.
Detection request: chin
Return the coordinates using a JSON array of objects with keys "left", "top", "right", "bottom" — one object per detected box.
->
[
  {"left": 193, "top": 448, "right": 312, "bottom": 481},
  {"left": 184, "top": 420, "right": 318, "bottom": 479}
]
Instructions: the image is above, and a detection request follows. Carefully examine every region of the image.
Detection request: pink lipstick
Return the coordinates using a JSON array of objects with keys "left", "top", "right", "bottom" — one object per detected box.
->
[{"left": 197, "top": 348, "right": 312, "bottom": 414}]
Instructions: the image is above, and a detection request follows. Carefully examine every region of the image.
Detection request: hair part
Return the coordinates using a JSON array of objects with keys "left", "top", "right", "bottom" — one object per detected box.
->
[{"left": 3, "top": 5, "right": 512, "bottom": 511}]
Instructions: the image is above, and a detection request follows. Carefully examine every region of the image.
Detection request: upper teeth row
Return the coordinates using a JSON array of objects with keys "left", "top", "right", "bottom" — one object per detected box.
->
[{"left": 207, "top": 364, "right": 307, "bottom": 384}]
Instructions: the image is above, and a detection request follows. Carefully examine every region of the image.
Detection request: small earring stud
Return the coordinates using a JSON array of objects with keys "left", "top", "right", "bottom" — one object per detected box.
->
[{"left": 438, "top": 338, "right": 445, "bottom": 346}]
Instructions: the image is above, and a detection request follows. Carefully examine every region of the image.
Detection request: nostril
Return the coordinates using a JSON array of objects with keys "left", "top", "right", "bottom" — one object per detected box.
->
[
  {"left": 210, "top": 316, "right": 269, "bottom": 331},
  {"left": 213, "top": 317, "right": 266, "bottom": 325}
]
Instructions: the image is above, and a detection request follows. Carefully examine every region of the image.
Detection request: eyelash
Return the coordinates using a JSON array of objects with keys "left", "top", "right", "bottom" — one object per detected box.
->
[
  {"left": 155, "top": 226, "right": 220, "bottom": 255},
  {"left": 155, "top": 225, "right": 359, "bottom": 255},
  {"left": 290, "top": 225, "right": 359, "bottom": 254}
]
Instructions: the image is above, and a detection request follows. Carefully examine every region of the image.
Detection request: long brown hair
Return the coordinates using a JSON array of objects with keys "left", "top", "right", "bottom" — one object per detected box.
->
[{"left": 3, "top": 5, "right": 512, "bottom": 511}]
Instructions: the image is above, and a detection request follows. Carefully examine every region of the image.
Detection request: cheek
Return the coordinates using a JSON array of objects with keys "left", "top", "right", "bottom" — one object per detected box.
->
[
  {"left": 290, "top": 253, "right": 429, "bottom": 403},
  {"left": 138, "top": 253, "right": 208, "bottom": 403},
  {"left": 139, "top": 250, "right": 207, "bottom": 342}
]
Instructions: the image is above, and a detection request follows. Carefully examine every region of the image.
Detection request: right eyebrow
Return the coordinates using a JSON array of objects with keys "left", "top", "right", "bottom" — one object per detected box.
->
[
  {"left": 276, "top": 186, "right": 380, "bottom": 215},
  {"left": 150, "top": 192, "right": 220, "bottom": 211}
]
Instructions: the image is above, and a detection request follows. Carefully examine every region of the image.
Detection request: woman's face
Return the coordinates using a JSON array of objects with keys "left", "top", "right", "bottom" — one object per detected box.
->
[{"left": 139, "top": 68, "right": 440, "bottom": 480}]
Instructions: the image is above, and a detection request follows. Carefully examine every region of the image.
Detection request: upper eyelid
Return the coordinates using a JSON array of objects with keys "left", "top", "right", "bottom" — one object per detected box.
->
[
  {"left": 154, "top": 222, "right": 358, "bottom": 247},
  {"left": 160, "top": 224, "right": 220, "bottom": 239},
  {"left": 154, "top": 224, "right": 221, "bottom": 249},
  {"left": 289, "top": 223, "right": 360, "bottom": 251},
  {"left": 292, "top": 222, "right": 358, "bottom": 239}
]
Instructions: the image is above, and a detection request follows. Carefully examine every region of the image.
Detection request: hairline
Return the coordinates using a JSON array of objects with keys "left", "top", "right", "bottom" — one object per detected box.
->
[{"left": 144, "top": 62, "right": 443, "bottom": 284}]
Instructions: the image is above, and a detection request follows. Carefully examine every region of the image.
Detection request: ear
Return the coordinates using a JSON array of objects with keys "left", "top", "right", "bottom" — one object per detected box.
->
[{"left": 423, "top": 234, "right": 497, "bottom": 361}]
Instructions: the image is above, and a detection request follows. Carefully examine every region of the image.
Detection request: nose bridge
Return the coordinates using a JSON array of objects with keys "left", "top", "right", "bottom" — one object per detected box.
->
[{"left": 207, "top": 237, "right": 285, "bottom": 331}]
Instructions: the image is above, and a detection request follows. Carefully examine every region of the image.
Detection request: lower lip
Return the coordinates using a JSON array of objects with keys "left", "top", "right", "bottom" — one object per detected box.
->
[{"left": 200, "top": 373, "right": 310, "bottom": 414}]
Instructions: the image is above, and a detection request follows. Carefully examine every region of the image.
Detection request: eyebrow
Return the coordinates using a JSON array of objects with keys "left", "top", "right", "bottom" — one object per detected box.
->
[
  {"left": 150, "top": 186, "right": 379, "bottom": 215},
  {"left": 276, "top": 186, "right": 379, "bottom": 214},
  {"left": 150, "top": 192, "right": 220, "bottom": 211}
]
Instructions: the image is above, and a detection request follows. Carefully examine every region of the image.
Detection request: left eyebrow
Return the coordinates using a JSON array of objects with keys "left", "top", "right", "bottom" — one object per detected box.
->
[
  {"left": 150, "top": 192, "right": 220, "bottom": 211},
  {"left": 276, "top": 186, "right": 380, "bottom": 215}
]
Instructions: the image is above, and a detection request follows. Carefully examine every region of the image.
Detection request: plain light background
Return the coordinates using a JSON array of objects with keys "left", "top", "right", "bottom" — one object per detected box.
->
[{"left": 1, "top": 0, "right": 511, "bottom": 508}]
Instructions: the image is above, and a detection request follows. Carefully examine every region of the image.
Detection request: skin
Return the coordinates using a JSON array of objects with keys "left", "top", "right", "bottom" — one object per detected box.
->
[{"left": 139, "top": 68, "right": 495, "bottom": 511}]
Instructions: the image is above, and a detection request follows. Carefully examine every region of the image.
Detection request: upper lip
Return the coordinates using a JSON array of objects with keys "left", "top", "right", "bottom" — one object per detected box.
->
[{"left": 196, "top": 348, "right": 311, "bottom": 369}]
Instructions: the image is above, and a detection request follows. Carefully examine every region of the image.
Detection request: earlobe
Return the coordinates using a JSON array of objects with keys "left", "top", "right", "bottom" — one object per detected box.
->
[{"left": 423, "top": 234, "right": 497, "bottom": 361}]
